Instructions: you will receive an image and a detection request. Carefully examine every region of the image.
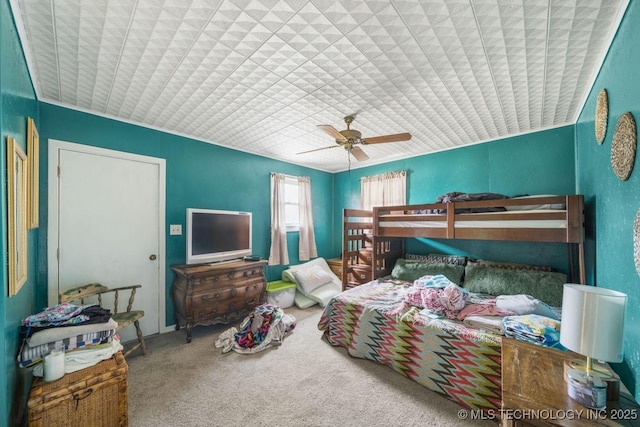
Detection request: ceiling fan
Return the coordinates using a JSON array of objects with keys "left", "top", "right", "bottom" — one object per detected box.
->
[{"left": 297, "top": 115, "right": 412, "bottom": 162}]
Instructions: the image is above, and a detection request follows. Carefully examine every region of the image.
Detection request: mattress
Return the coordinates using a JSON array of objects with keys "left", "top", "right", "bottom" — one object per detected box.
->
[
  {"left": 379, "top": 209, "right": 568, "bottom": 229},
  {"left": 318, "top": 279, "right": 502, "bottom": 411}
]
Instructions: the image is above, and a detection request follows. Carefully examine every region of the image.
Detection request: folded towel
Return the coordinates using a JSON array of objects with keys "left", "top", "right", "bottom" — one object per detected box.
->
[
  {"left": 463, "top": 315, "right": 505, "bottom": 335},
  {"left": 28, "top": 318, "right": 118, "bottom": 347},
  {"left": 456, "top": 303, "right": 513, "bottom": 320},
  {"left": 496, "top": 294, "right": 558, "bottom": 319},
  {"left": 503, "top": 314, "right": 561, "bottom": 346}
]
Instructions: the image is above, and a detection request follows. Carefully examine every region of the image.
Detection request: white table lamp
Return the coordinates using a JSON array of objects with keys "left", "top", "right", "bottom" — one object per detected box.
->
[{"left": 560, "top": 283, "right": 627, "bottom": 408}]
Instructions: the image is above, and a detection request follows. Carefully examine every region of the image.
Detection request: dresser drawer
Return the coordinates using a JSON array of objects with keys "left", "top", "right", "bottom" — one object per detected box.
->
[
  {"left": 192, "top": 293, "right": 262, "bottom": 323},
  {"left": 349, "top": 265, "right": 372, "bottom": 283},
  {"left": 191, "top": 268, "right": 264, "bottom": 289},
  {"left": 191, "top": 278, "right": 264, "bottom": 305},
  {"left": 358, "top": 249, "right": 372, "bottom": 264}
]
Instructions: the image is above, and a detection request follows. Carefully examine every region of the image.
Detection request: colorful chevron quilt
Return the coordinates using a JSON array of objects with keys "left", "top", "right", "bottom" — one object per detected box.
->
[{"left": 318, "top": 279, "right": 502, "bottom": 411}]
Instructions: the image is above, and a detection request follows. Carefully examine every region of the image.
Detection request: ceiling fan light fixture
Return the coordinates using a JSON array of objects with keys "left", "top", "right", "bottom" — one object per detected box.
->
[
  {"left": 311, "top": 115, "right": 411, "bottom": 164},
  {"left": 338, "top": 129, "right": 362, "bottom": 143}
]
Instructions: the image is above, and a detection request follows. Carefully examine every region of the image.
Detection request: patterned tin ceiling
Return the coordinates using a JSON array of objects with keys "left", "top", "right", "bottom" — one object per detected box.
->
[{"left": 10, "top": 0, "right": 629, "bottom": 172}]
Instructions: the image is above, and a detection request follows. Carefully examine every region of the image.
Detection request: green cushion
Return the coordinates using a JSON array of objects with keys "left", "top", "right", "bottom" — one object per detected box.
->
[
  {"left": 462, "top": 264, "right": 566, "bottom": 307},
  {"left": 390, "top": 259, "right": 465, "bottom": 285}
]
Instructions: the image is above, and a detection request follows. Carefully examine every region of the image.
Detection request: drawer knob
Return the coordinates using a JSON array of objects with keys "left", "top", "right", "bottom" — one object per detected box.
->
[{"left": 203, "top": 293, "right": 221, "bottom": 302}]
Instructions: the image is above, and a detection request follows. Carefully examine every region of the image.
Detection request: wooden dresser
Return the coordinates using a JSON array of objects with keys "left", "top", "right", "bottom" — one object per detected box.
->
[
  {"left": 171, "top": 259, "right": 267, "bottom": 342},
  {"left": 28, "top": 352, "right": 128, "bottom": 427}
]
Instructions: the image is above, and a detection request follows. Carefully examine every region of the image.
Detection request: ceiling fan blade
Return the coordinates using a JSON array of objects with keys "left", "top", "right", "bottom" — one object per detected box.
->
[
  {"left": 350, "top": 146, "right": 369, "bottom": 161},
  {"left": 317, "top": 125, "right": 346, "bottom": 141},
  {"left": 296, "top": 145, "right": 339, "bottom": 155},
  {"left": 363, "top": 132, "right": 412, "bottom": 144}
]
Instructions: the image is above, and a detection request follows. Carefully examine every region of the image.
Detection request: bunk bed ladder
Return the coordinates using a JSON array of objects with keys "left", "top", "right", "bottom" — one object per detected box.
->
[{"left": 342, "top": 209, "right": 403, "bottom": 291}]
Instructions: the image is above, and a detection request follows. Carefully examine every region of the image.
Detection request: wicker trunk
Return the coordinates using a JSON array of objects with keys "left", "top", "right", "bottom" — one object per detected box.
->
[{"left": 28, "top": 352, "right": 128, "bottom": 427}]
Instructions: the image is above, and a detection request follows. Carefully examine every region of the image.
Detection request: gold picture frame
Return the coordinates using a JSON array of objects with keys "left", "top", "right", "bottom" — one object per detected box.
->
[
  {"left": 27, "top": 117, "right": 39, "bottom": 228},
  {"left": 7, "top": 136, "right": 28, "bottom": 296}
]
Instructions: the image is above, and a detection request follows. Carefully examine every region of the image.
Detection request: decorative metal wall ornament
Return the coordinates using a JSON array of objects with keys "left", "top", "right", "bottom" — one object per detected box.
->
[
  {"left": 611, "top": 112, "right": 637, "bottom": 181},
  {"left": 595, "top": 89, "right": 608, "bottom": 144},
  {"left": 635, "top": 209, "right": 640, "bottom": 277}
]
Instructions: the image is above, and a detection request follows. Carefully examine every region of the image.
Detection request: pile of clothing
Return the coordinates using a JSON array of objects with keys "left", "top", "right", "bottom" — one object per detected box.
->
[
  {"left": 215, "top": 304, "right": 296, "bottom": 354},
  {"left": 412, "top": 192, "right": 509, "bottom": 214},
  {"left": 393, "top": 275, "right": 563, "bottom": 347},
  {"left": 18, "top": 302, "right": 122, "bottom": 376}
]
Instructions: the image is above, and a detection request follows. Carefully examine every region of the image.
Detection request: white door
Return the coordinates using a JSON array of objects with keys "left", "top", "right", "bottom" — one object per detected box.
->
[{"left": 48, "top": 141, "right": 166, "bottom": 342}]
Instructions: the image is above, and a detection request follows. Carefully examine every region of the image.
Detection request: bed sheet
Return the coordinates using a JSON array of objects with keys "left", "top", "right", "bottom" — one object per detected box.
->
[{"left": 318, "top": 279, "right": 502, "bottom": 411}]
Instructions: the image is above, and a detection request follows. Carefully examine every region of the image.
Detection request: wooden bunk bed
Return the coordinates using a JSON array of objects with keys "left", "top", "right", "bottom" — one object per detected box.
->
[
  {"left": 325, "top": 194, "right": 585, "bottom": 412},
  {"left": 373, "top": 194, "right": 585, "bottom": 283},
  {"left": 342, "top": 195, "right": 585, "bottom": 287}
]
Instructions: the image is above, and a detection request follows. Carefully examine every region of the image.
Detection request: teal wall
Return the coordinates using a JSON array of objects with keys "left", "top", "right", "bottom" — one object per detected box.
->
[
  {"left": 1, "top": 0, "right": 40, "bottom": 425},
  {"left": 334, "top": 126, "right": 576, "bottom": 274},
  {"left": 575, "top": 0, "right": 640, "bottom": 398},
  {"left": 3, "top": 0, "right": 640, "bottom": 418},
  {"left": 38, "top": 103, "right": 336, "bottom": 327}
]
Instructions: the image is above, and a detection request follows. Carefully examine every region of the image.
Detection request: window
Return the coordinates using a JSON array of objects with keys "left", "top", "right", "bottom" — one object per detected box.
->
[
  {"left": 360, "top": 170, "right": 406, "bottom": 210},
  {"left": 284, "top": 175, "right": 299, "bottom": 231},
  {"left": 269, "top": 172, "right": 317, "bottom": 264}
]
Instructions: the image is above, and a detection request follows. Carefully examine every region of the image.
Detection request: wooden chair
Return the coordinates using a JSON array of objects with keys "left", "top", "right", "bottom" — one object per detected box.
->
[{"left": 59, "top": 283, "right": 147, "bottom": 357}]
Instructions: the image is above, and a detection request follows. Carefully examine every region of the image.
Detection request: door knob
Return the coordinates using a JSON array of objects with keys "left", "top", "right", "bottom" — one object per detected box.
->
[{"left": 149, "top": 254, "right": 157, "bottom": 260}]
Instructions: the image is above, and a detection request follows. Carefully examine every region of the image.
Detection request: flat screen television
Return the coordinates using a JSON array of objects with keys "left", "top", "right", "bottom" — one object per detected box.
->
[{"left": 186, "top": 208, "right": 252, "bottom": 264}]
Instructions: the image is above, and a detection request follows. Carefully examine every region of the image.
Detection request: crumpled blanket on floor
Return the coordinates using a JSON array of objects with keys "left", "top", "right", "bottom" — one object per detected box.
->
[{"left": 214, "top": 304, "right": 296, "bottom": 354}]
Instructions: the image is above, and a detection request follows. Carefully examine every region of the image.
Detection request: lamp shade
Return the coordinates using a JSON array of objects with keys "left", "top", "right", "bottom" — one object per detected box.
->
[{"left": 560, "top": 284, "right": 627, "bottom": 363}]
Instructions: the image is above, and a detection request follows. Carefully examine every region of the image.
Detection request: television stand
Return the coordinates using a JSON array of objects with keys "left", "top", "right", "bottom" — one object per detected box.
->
[{"left": 170, "top": 259, "right": 267, "bottom": 342}]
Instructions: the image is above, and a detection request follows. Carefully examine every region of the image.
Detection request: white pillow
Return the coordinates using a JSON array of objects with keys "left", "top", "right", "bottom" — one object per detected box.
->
[
  {"left": 292, "top": 265, "right": 334, "bottom": 294},
  {"left": 282, "top": 258, "right": 343, "bottom": 307}
]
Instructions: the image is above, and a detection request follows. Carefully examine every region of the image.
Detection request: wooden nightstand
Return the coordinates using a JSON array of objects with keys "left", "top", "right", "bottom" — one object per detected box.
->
[{"left": 501, "top": 338, "right": 639, "bottom": 426}]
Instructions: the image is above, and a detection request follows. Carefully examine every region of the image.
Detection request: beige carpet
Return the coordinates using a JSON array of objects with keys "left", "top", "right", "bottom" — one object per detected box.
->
[{"left": 126, "top": 305, "right": 497, "bottom": 427}]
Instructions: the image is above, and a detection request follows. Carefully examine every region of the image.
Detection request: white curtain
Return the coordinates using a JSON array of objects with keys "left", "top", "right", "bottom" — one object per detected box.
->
[
  {"left": 268, "top": 173, "right": 289, "bottom": 265},
  {"left": 361, "top": 170, "right": 407, "bottom": 210},
  {"left": 297, "top": 176, "right": 318, "bottom": 260}
]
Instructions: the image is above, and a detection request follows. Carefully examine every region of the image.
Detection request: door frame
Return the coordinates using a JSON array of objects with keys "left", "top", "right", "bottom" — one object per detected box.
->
[{"left": 47, "top": 139, "right": 169, "bottom": 334}]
